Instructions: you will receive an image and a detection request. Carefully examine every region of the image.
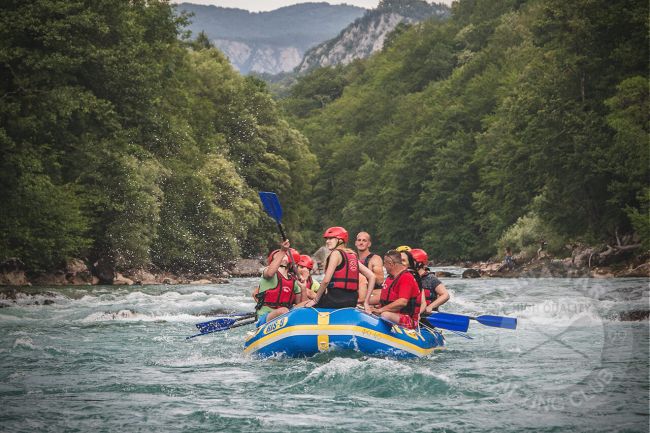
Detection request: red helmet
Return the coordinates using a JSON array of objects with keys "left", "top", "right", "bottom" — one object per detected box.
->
[
  {"left": 267, "top": 248, "right": 301, "bottom": 265},
  {"left": 297, "top": 255, "right": 314, "bottom": 270},
  {"left": 410, "top": 248, "right": 428, "bottom": 265},
  {"left": 323, "top": 226, "right": 348, "bottom": 244}
]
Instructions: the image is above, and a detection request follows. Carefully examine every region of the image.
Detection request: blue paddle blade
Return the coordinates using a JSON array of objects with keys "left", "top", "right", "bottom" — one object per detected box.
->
[
  {"left": 425, "top": 312, "right": 470, "bottom": 332},
  {"left": 195, "top": 312, "right": 256, "bottom": 334},
  {"left": 196, "top": 317, "right": 239, "bottom": 333},
  {"left": 259, "top": 192, "right": 283, "bottom": 223},
  {"left": 476, "top": 315, "right": 517, "bottom": 330}
]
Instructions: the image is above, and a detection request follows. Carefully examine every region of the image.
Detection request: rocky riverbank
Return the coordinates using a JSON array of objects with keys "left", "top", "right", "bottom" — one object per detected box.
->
[
  {"left": 0, "top": 257, "right": 265, "bottom": 287},
  {"left": 456, "top": 244, "right": 650, "bottom": 278},
  {"left": 1, "top": 243, "right": 648, "bottom": 286}
]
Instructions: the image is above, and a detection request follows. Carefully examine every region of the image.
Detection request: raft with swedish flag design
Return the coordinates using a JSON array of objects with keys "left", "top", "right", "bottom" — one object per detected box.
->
[{"left": 243, "top": 307, "right": 445, "bottom": 358}]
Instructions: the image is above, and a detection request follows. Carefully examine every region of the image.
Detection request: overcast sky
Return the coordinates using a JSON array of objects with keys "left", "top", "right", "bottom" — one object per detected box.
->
[{"left": 171, "top": 1, "right": 454, "bottom": 12}]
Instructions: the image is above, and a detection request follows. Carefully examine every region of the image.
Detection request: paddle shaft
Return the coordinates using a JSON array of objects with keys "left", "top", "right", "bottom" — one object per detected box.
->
[
  {"left": 273, "top": 216, "right": 300, "bottom": 280},
  {"left": 187, "top": 317, "right": 257, "bottom": 339}
]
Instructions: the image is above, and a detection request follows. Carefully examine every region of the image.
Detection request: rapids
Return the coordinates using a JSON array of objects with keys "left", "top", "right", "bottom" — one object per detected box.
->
[{"left": 0, "top": 275, "right": 647, "bottom": 432}]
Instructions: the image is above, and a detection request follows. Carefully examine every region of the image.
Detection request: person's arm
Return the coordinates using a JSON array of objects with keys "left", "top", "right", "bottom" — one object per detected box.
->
[
  {"left": 425, "top": 283, "right": 449, "bottom": 313},
  {"left": 263, "top": 239, "right": 290, "bottom": 279},
  {"left": 359, "top": 262, "right": 376, "bottom": 311},
  {"left": 369, "top": 255, "right": 384, "bottom": 287},
  {"left": 306, "top": 250, "right": 341, "bottom": 306},
  {"left": 357, "top": 274, "right": 368, "bottom": 304},
  {"left": 294, "top": 279, "right": 305, "bottom": 304},
  {"left": 373, "top": 275, "right": 412, "bottom": 314},
  {"left": 375, "top": 297, "right": 407, "bottom": 314}
]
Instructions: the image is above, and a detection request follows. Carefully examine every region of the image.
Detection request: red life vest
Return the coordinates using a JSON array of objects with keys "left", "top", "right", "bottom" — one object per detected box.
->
[
  {"left": 258, "top": 271, "right": 296, "bottom": 309},
  {"left": 379, "top": 270, "right": 421, "bottom": 322},
  {"left": 326, "top": 250, "right": 359, "bottom": 291},
  {"left": 305, "top": 276, "right": 314, "bottom": 291}
]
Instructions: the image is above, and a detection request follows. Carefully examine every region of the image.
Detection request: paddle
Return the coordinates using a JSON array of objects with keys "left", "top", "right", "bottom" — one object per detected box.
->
[
  {"left": 259, "top": 191, "right": 287, "bottom": 240},
  {"left": 424, "top": 311, "right": 517, "bottom": 332},
  {"left": 259, "top": 191, "right": 300, "bottom": 276},
  {"left": 187, "top": 314, "right": 257, "bottom": 339},
  {"left": 195, "top": 312, "right": 256, "bottom": 334},
  {"left": 424, "top": 312, "right": 471, "bottom": 332}
]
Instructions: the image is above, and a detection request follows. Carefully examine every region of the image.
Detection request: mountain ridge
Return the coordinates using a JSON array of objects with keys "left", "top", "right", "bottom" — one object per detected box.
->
[
  {"left": 176, "top": 2, "right": 366, "bottom": 73},
  {"left": 297, "top": 0, "right": 450, "bottom": 73}
]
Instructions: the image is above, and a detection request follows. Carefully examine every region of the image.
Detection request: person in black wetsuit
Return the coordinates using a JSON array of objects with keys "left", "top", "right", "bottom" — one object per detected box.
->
[{"left": 410, "top": 248, "right": 449, "bottom": 314}]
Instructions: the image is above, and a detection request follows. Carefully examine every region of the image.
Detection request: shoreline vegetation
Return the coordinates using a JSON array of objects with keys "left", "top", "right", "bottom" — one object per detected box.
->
[
  {"left": 1, "top": 1, "right": 648, "bottom": 280},
  {"left": 1, "top": 242, "right": 648, "bottom": 288}
]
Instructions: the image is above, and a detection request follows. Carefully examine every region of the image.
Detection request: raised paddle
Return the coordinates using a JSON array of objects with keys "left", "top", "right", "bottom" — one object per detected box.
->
[
  {"left": 258, "top": 191, "right": 300, "bottom": 277},
  {"left": 424, "top": 311, "right": 517, "bottom": 331},
  {"left": 259, "top": 191, "right": 287, "bottom": 240}
]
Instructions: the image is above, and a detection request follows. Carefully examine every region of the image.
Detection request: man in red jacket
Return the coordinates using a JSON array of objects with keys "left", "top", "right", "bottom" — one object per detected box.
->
[{"left": 364, "top": 249, "right": 421, "bottom": 329}]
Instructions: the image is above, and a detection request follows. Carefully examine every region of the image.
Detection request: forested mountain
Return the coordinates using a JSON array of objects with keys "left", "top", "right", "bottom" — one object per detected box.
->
[
  {"left": 297, "top": 0, "right": 450, "bottom": 73},
  {"left": 0, "top": 0, "right": 647, "bottom": 277},
  {"left": 283, "top": 0, "right": 649, "bottom": 260},
  {"left": 0, "top": 0, "right": 317, "bottom": 273},
  {"left": 175, "top": 2, "right": 366, "bottom": 74}
]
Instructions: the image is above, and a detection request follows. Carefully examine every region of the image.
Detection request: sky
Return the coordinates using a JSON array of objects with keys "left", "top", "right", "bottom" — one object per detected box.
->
[{"left": 170, "top": 1, "right": 454, "bottom": 12}]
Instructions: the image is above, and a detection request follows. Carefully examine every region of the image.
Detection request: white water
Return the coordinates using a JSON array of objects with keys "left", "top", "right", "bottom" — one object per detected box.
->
[{"left": 0, "top": 275, "right": 648, "bottom": 432}]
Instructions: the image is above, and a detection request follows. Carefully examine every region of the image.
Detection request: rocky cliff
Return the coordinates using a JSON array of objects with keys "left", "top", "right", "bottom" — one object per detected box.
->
[
  {"left": 296, "top": 0, "right": 449, "bottom": 73},
  {"left": 176, "top": 2, "right": 366, "bottom": 74}
]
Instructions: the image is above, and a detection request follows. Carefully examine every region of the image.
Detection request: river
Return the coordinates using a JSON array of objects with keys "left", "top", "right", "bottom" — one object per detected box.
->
[{"left": 0, "top": 274, "right": 648, "bottom": 432}]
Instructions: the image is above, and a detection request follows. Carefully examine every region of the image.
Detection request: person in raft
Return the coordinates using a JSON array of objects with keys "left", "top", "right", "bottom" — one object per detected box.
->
[
  {"left": 355, "top": 231, "right": 384, "bottom": 306},
  {"left": 252, "top": 239, "right": 304, "bottom": 324},
  {"left": 297, "top": 254, "right": 320, "bottom": 301},
  {"left": 305, "top": 226, "right": 376, "bottom": 309},
  {"left": 409, "top": 248, "right": 449, "bottom": 314},
  {"left": 365, "top": 249, "right": 422, "bottom": 329}
]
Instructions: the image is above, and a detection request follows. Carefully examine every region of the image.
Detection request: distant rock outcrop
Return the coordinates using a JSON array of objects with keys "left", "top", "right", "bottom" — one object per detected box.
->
[
  {"left": 176, "top": 2, "right": 366, "bottom": 74},
  {"left": 296, "top": 0, "right": 449, "bottom": 73}
]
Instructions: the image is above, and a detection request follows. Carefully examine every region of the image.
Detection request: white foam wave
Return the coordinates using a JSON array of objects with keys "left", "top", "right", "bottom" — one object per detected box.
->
[
  {"left": 513, "top": 298, "right": 604, "bottom": 326},
  {"left": 302, "top": 356, "right": 451, "bottom": 384},
  {"left": 79, "top": 310, "right": 204, "bottom": 323},
  {"left": 13, "top": 336, "right": 37, "bottom": 349}
]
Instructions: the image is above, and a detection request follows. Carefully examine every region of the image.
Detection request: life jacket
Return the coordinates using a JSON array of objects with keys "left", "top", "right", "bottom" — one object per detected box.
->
[
  {"left": 380, "top": 270, "right": 421, "bottom": 321},
  {"left": 305, "top": 275, "right": 314, "bottom": 291},
  {"left": 255, "top": 271, "right": 296, "bottom": 310},
  {"left": 420, "top": 272, "right": 440, "bottom": 305},
  {"left": 326, "top": 249, "right": 359, "bottom": 291}
]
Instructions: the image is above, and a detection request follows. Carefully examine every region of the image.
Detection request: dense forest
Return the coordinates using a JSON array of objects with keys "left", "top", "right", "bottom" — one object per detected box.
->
[
  {"left": 0, "top": 0, "right": 647, "bottom": 276},
  {"left": 283, "top": 0, "right": 649, "bottom": 260},
  {"left": 0, "top": 0, "right": 317, "bottom": 273}
]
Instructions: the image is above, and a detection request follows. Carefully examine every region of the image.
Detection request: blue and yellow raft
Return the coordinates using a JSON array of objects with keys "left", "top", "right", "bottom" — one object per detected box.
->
[{"left": 243, "top": 307, "right": 445, "bottom": 358}]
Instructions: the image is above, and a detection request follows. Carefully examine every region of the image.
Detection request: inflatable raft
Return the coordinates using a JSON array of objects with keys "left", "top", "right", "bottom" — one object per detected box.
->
[{"left": 243, "top": 307, "right": 445, "bottom": 358}]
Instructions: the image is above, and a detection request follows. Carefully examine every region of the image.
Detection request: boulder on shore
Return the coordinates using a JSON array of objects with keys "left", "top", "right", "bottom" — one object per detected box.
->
[
  {"left": 189, "top": 279, "right": 212, "bottom": 285},
  {"left": 0, "top": 258, "right": 30, "bottom": 286},
  {"left": 113, "top": 273, "right": 134, "bottom": 285},
  {"left": 126, "top": 269, "right": 157, "bottom": 285},
  {"left": 229, "top": 258, "right": 264, "bottom": 277},
  {"left": 462, "top": 268, "right": 481, "bottom": 278},
  {"left": 615, "top": 263, "right": 650, "bottom": 277},
  {"left": 64, "top": 258, "right": 94, "bottom": 285}
]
